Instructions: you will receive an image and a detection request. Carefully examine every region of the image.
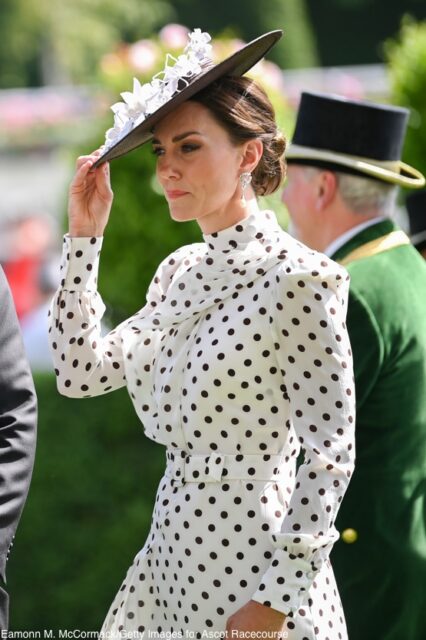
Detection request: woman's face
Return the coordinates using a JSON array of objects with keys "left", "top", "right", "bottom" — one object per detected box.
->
[{"left": 152, "top": 101, "right": 248, "bottom": 233}]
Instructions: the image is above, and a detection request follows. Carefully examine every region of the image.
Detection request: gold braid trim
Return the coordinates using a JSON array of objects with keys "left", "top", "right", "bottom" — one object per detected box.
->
[{"left": 338, "top": 230, "right": 410, "bottom": 266}]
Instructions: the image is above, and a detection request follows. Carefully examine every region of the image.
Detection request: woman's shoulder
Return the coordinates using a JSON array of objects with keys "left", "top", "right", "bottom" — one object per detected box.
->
[
  {"left": 156, "top": 241, "right": 206, "bottom": 272},
  {"left": 274, "top": 231, "right": 350, "bottom": 294},
  {"left": 148, "top": 242, "right": 207, "bottom": 298}
]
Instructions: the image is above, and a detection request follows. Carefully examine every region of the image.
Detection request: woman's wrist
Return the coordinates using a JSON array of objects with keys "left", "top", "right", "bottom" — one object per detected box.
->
[{"left": 68, "top": 227, "right": 104, "bottom": 238}]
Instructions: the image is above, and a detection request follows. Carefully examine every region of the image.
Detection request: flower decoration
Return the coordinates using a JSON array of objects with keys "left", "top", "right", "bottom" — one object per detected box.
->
[{"left": 102, "top": 29, "right": 212, "bottom": 153}]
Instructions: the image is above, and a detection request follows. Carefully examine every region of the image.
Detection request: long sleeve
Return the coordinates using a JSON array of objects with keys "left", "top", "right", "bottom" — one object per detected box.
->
[
  {"left": 251, "top": 263, "right": 356, "bottom": 615},
  {"left": 48, "top": 235, "right": 130, "bottom": 398},
  {"left": 0, "top": 267, "right": 37, "bottom": 582},
  {"left": 48, "top": 235, "right": 191, "bottom": 399}
]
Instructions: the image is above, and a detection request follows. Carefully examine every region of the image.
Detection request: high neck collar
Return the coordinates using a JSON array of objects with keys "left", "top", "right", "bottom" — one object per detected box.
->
[
  {"left": 123, "top": 208, "right": 289, "bottom": 331},
  {"left": 202, "top": 209, "right": 280, "bottom": 253}
]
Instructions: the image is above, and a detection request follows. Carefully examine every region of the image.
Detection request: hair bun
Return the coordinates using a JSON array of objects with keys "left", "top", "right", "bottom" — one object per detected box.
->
[
  {"left": 272, "top": 132, "right": 286, "bottom": 156},
  {"left": 253, "top": 131, "right": 287, "bottom": 196}
]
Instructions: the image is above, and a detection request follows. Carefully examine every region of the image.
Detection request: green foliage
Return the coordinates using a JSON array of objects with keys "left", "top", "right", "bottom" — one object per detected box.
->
[
  {"left": 0, "top": 0, "right": 171, "bottom": 87},
  {"left": 306, "top": 0, "right": 426, "bottom": 66},
  {"left": 168, "top": 0, "right": 319, "bottom": 69},
  {"left": 0, "top": 0, "right": 41, "bottom": 87},
  {"left": 255, "top": 0, "right": 319, "bottom": 69},
  {"left": 385, "top": 17, "right": 426, "bottom": 181},
  {"left": 8, "top": 375, "right": 165, "bottom": 630}
]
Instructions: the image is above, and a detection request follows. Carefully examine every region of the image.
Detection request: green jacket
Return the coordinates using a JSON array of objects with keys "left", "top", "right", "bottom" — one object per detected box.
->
[{"left": 330, "top": 219, "right": 426, "bottom": 640}]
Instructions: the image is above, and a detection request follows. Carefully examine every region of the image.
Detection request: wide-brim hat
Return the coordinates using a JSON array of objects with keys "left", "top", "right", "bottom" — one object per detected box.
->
[
  {"left": 93, "top": 29, "right": 282, "bottom": 168},
  {"left": 406, "top": 190, "right": 426, "bottom": 247},
  {"left": 285, "top": 91, "right": 425, "bottom": 189}
]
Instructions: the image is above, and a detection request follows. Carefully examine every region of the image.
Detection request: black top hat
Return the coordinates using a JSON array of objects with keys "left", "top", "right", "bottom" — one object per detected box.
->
[
  {"left": 406, "top": 190, "right": 426, "bottom": 247},
  {"left": 286, "top": 91, "right": 425, "bottom": 188},
  {"left": 94, "top": 29, "right": 283, "bottom": 168}
]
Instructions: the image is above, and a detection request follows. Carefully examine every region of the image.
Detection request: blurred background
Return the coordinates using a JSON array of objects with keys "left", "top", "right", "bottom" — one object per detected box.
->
[{"left": 2, "top": 0, "right": 425, "bottom": 631}]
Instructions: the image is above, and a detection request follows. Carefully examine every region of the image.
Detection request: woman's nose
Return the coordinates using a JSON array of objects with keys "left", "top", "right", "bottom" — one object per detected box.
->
[{"left": 157, "top": 156, "right": 181, "bottom": 181}]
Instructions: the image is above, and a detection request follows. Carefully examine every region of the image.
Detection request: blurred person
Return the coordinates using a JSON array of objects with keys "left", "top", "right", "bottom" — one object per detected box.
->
[
  {"left": 20, "top": 256, "right": 61, "bottom": 372},
  {"left": 282, "top": 91, "right": 426, "bottom": 640},
  {"left": 0, "top": 267, "right": 37, "bottom": 629},
  {"left": 48, "top": 31, "right": 356, "bottom": 638},
  {"left": 21, "top": 255, "right": 109, "bottom": 372},
  {"left": 406, "top": 190, "right": 426, "bottom": 259},
  {"left": 1, "top": 213, "right": 56, "bottom": 321}
]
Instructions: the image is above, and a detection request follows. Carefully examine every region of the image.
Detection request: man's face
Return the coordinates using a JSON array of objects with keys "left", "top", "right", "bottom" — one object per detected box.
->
[{"left": 281, "top": 165, "right": 320, "bottom": 249}]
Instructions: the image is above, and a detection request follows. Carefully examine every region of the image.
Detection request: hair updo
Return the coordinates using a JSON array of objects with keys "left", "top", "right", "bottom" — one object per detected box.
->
[{"left": 190, "top": 75, "right": 286, "bottom": 196}]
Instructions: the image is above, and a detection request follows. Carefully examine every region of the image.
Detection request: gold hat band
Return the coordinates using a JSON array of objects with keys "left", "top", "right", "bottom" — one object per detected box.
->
[{"left": 286, "top": 144, "right": 425, "bottom": 189}]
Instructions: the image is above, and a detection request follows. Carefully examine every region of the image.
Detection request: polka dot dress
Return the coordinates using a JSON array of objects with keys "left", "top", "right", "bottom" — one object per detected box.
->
[{"left": 49, "top": 210, "right": 355, "bottom": 639}]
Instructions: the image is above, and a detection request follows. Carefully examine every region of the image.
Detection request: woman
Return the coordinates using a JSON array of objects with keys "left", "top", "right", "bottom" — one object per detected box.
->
[{"left": 49, "top": 29, "right": 355, "bottom": 638}]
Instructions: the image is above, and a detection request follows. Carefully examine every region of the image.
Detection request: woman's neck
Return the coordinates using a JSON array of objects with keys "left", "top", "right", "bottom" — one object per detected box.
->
[{"left": 197, "top": 194, "right": 259, "bottom": 235}]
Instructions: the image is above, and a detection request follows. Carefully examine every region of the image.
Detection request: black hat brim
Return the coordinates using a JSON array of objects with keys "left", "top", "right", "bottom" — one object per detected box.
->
[{"left": 93, "top": 30, "right": 282, "bottom": 168}]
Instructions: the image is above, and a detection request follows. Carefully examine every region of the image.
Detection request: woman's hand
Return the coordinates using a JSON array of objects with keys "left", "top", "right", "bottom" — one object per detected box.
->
[
  {"left": 226, "top": 600, "right": 287, "bottom": 634},
  {"left": 68, "top": 149, "right": 114, "bottom": 237}
]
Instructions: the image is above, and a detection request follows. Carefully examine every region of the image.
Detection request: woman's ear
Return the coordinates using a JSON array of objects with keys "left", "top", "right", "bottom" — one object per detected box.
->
[{"left": 239, "top": 139, "right": 264, "bottom": 174}]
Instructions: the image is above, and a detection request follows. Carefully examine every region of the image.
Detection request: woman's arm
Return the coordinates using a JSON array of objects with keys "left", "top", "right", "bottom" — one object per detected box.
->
[
  {"left": 251, "top": 261, "right": 356, "bottom": 615},
  {"left": 48, "top": 151, "right": 135, "bottom": 397},
  {"left": 48, "top": 234, "right": 132, "bottom": 397}
]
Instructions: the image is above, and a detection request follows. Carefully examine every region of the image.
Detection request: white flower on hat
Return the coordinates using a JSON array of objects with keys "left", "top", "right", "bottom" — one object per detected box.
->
[
  {"left": 101, "top": 29, "right": 212, "bottom": 153},
  {"left": 184, "top": 28, "right": 212, "bottom": 60}
]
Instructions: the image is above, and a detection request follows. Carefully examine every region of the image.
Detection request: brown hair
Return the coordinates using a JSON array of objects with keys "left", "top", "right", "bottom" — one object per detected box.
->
[{"left": 191, "top": 75, "right": 286, "bottom": 196}]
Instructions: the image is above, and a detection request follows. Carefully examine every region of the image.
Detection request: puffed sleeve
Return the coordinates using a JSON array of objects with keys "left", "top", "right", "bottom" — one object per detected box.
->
[
  {"left": 251, "top": 261, "right": 356, "bottom": 615},
  {"left": 48, "top": 235, "right": 180, "bottom": 398}
]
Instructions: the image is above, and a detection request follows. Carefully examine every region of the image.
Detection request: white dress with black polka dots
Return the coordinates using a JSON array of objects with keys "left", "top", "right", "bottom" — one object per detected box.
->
[{"left": 49, "top": 210, "right": 355, "bottom": 639}]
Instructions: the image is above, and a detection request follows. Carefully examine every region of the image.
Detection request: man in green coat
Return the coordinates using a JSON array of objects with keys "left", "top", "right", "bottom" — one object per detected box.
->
[{"left": 282, "top": 91, "right": 426, "bottom": 640}]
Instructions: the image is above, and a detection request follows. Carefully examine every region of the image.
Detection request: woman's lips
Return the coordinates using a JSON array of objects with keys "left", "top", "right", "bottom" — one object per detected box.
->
[{"left": 166, "top": 190, "right": 189, "bottom": 199}]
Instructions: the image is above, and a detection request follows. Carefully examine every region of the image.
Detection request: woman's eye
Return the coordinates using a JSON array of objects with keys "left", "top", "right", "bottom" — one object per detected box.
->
[
  {"left": 181, "top": 144, "right": 200, "bottom": 153},
  {"left": 152, "top": 147, "right": 164, "bottom": 156}
]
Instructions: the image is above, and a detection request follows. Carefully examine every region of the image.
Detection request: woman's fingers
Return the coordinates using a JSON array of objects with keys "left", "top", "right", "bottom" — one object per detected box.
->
[
  {"left": 75, "top": 148, "right": 104, "bottom": 170},
  {"left": 68, "top": 150, "right": 112, "bottom": 237},
  {"left": 70, "top": 159, "right": 95, "bottom": 192},
  {"left": 95, "top": 162, "right": 114, "bottom": 202}
]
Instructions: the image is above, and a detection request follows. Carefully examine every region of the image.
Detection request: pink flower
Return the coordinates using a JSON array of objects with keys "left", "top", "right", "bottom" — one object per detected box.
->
[
  {"left": 128, "top": 40, "right": 160, "bottom": 73},
  {"left": 159, "top": 24, "right": 190, "bottom": 49}
]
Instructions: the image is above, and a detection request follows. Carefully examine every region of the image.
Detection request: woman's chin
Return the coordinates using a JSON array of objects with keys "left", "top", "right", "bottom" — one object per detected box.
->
[{"left": 168, "top": 205, "right": 197, "bottom": 223}]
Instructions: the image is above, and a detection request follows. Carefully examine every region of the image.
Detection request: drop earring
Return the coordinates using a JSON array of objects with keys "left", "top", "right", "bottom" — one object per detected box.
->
[{"left": 239, "top": 172, "right": 252, "bottom": 206}]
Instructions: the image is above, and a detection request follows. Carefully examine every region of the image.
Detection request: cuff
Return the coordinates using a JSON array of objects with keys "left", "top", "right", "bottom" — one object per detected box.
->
[
  {"left": 251, "top": 548, "right": 317, "bottom": 615},
  {"left": 61, "top": 235, "right": 103, "bottom": 291}
]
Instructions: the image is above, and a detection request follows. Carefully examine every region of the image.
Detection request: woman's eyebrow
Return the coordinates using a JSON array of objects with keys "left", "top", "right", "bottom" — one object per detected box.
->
[{"left": 151, "top": 131, "right": 203, "bottom": 144}]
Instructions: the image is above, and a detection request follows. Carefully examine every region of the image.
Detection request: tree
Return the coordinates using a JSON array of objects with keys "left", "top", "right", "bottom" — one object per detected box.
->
[
  {"left": 0, "top": 0, "right": 172, "bottom": 87},
  {"left": 385, "top": 17, "right": 426, "bottom": 182},
  {"left": 305, "top": 0, "right": 426, "bottom": 66},
  {"left": 168, "top": 0, "right": 319, "bottom": 69}
]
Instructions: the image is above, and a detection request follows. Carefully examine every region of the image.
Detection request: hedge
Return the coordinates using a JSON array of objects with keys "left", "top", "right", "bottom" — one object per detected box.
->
[{"left": 8, "top": 374, "right": 165, "bottom": 631}]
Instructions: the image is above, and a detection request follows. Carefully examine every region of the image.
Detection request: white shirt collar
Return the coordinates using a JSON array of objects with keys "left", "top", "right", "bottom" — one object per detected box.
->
[{"left": 324, "top": 216, "right": 387, "bottom": 257}]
